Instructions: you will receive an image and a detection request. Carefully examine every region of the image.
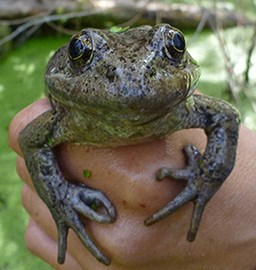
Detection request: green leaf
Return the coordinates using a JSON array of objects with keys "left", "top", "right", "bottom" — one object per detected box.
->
[{"left": 83, "top": 169, "right": 92, "bottom": 178}]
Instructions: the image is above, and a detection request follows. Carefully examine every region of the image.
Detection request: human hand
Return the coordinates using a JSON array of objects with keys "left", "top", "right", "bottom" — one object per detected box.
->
[{"left": 9, "top": 98, "right": 256, "bottom": 270}]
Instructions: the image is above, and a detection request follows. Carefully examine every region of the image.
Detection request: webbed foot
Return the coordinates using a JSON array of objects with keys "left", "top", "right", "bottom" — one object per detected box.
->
[
  {"left": 51, "top": 182, "right": 116, "bottom": 265},
  {"left": 145, "top": 144, "right": 221, "bottom": 241}
]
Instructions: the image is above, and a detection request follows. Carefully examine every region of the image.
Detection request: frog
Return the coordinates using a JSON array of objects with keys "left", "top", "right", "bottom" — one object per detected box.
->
[{"left": 18, "top": 24, "right": 240, "bottom": 266}]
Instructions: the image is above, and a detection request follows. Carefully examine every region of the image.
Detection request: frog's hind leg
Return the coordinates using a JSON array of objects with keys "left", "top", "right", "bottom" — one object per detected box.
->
[{"left": 145, "top": 144, "right": 219, "bottom": 241}]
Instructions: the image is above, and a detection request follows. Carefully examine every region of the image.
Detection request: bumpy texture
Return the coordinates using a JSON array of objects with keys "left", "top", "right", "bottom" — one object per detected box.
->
[{"left": 19, "top": 24, "right": 240, "bottom": 265}]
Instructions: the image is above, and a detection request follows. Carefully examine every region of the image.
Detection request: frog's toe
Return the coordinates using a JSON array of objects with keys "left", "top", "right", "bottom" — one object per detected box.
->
[
  {"left": 145, "top": 144, "right": 217, "bottom": 241},
  {"left": 52, "top": 183, "right": 116, "bottom": 265},
  {"left": 71, "top": 214, "right": 111, "bottom": 265},
  {"left": 144, "top": 183, "right": 210, "bottom": 242},
  {"left": 56, "top": 211, "right": 111, "bottom": 265},
  {"left": 57, "top": 222, "right": 68, "bottom": 264},
  {"left": 156, "top": 144, "right": 202, "bottom": 181},
  {"left": 187, "top": 196, "right": 208, "bottom": 241},
  {"left": 70, "top": 185, "right": 116, "bottom": 223},
  {"left": 144, "top": 184, "right": 197, "bottom": 226}
]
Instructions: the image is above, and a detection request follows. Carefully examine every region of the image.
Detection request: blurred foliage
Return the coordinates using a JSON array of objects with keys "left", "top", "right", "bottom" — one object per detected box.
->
[
  {"left": 0, "top": 36, "right": 68, "bottom": 270},
  {"left": 188, "top": 26, "right": 256, "bottom": 130},
  {"left": 0, "top": 0, "right": 256, "bottom": 269}
]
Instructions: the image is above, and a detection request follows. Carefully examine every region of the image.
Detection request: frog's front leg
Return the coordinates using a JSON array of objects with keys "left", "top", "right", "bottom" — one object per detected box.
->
[
  {"left": 19, "top": 110, "right": 116, "bottom": 265},
  {"left": 145, "top": 94, "right": 240, "bottom": 241}
]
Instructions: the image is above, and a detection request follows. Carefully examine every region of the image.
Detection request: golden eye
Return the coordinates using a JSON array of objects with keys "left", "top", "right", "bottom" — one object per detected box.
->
[
  {"left": 165, "top": 30, "right": 186, "bottom": 60},
  {"left": 68, "top": 31, "right": 93, "bottom": 63}
]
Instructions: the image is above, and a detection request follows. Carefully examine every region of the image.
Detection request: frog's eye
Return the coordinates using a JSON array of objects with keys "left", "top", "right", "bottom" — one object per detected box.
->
[
  {"left": 68, "top": 31, "right": 93, "bottom": 63},
  {"left": 164, "top": 30, "right": 186, "bottom": 60}
]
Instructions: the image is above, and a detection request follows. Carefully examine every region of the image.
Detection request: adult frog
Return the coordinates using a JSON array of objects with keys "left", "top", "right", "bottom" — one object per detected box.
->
[{"left": 19, "top": 24, "right": 240, "bottom": 266}]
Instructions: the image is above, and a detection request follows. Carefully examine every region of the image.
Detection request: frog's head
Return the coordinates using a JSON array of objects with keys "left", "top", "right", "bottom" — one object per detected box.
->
[{"left": 45, "top": 24, "right": 200, "bottom": 122}]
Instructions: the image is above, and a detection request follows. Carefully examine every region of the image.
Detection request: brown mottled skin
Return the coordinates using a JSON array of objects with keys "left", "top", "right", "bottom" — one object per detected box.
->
[{"left": 18, "top": 24, "right": 240, "bottom": 266}]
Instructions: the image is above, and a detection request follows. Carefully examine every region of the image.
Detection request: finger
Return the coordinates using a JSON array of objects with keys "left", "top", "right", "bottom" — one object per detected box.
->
[
  {"left": 8, "top": 98, "right": 51, "bottom": 155},
  {"left": 25, "top": 219, "right": 82, "bottom": 270}
]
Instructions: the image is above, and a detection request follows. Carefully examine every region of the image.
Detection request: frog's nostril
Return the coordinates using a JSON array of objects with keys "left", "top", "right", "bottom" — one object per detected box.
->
[{"left": 106, "top": 66, "right": 117, "bottom": 83}]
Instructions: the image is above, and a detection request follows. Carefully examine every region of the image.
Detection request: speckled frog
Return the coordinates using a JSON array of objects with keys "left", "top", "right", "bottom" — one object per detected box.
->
[{"left": 19, "top": 24, "right": 240, "bottom": 266}]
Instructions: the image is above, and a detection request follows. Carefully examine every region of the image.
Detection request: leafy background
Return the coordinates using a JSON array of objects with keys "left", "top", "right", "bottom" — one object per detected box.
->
[{"left": 0, "top": 0, "right": 255, "bottom": 269}]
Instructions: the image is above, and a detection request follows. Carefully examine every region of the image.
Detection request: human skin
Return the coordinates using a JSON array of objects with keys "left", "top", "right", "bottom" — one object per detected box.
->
[{"left": 9, "top": 98, "right": 256, "bottom": 270}]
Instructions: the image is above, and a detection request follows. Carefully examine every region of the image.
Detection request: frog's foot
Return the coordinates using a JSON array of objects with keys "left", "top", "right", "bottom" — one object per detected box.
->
[
  {"left": 145, "top": 144, "right": 220, "bottom": 242},
  {"left": 52, "top": 183, "right": 116, "bottom": 265}
]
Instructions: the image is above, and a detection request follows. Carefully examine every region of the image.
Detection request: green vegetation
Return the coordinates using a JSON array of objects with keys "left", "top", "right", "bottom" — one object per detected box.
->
[
  {"left": 0, "top": 21, "right": 255, "bottom": 270},
  {"left": 0, "top": 36, "right": 68, "bottom": 270}
]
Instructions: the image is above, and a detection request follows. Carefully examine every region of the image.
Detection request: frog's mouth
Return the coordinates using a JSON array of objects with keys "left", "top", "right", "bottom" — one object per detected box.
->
[
  {"left": 45, "top": 72, "right": 198, "bottom": 128},
  {"left": 48, "top": 91, "right": 170, "bottom": 128}
]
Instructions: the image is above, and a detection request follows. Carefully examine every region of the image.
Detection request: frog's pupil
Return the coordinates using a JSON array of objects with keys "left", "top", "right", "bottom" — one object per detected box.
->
[
  {"left": 165, "top": 30, "right": 186, "bottom": 60},
  {"left": 173, "top": 33, "right": 185, "bottom": 51},
  {"left": 69, "top": 38, "right": 84, "bottom": 59}
]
